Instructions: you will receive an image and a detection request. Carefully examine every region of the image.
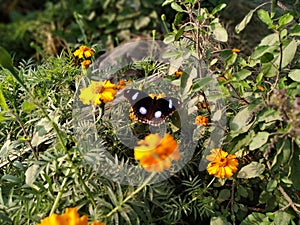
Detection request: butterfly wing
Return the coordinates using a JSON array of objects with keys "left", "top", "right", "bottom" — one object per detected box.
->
[{"left": 124, "top": 89, "right": 182, "bottom": 126}]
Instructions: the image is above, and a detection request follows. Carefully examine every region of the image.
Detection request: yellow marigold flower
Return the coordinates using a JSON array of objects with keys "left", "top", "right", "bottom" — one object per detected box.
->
[
  {"left": 37, "top": 207, "right": 104, "bottom": 225},
  {"left": 195, "top": 115, "right": 209, "bottom": 126},
  {"left": 134, "top": 133, "right": 180, "bottom": 172},
  {"left": 129, "top": 107, "right": 137, "bottom": 122},
  {"left": 206, "top": 148, "right": 239, "bottom": 179},
  {"left": 79, "top": 80, "right": 117, "bottom": 105},
  {"left": 74, "top": 46, "right": 95, "bottom": 59},
  {"left": 232, "top": 48, "right": 241, "bottom": 53},
  {"left": 81, "top": 60, "right": 92, "bottom": 69}
]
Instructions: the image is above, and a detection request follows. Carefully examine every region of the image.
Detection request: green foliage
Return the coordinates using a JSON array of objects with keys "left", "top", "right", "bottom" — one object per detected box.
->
[{"left": 0, "top": 0, "right": 300, "bottom": 225}]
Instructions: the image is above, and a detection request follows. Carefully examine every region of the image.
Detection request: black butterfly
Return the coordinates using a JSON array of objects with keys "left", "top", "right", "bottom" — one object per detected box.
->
[{"left": 124, "top": 89, "right": 182, "bottom": 126}]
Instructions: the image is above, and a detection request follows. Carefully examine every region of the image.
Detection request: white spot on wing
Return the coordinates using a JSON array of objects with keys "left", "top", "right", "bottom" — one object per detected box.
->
[
  {"left": 168, "top": 99, "right": 173, "bottom": 109},
  {"left": 139, "top": 107, "right": 147, "bottom": 115},
  {"left": 154, "top": 111, "right": 162, "bottom": 118},
  {"left": 132, "top": 92, "right": 139, "bottom": 100}
]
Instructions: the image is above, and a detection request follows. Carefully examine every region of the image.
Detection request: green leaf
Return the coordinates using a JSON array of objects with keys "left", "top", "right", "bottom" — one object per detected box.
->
[
  {"left": 234, "top": 69, "right": 252, "bottom": 81},
  {"left": 22, "top": 100, "right": 36, "bottom": 113},
  {"left": 257, "top": 9, "right": 273, "bottom": 27},
  {"left": 211, "top": 216, "right": 231, "bottom": 225},
  {"left": 25, "top": 164, "right": 40, "bottom": 189},
  {"left": 278, "top": 39, "right": 298, "bottom": 69},
  {"left": 0, "top": 84, "right": 8, "bottom": 110},
  {"left": 249, "top": 132, "right": 269, "bottom": 150},
  {"left": 240, "top": 212, "right": 267, "bottom": 225},
  {"left": 171, "top": 2, "right": 184, "bottom": 12},
  {"left": 0, "top": 46, "right": 15, "bottom": 75},
  {"left": 237, "top": 162, "right": 265, "bottom": 179},
  {"left": 218, "top": 189, "right": 231, "bottom": 202},
  {"left": 134, "top": 16, "right": 150, "bottom": 30},
  {"left": 212, "top": 3, "right": 227, "bottom": 15},
  {"left": 291, "top": 24, "right": 300, "bottom": 36},
  {"left": 273, "top": 211, "right": 292, "bottom": 225},
  {"left": 291, "top": 144, "right": 300, "bottom": 190},
  {"left": 278, "top": 13, "right": 293, "bottom": 28},
  {"left": 288, "top": 69, "right": 300, "bottom": 82},
  {"left": 235, "top": 9, "right": 254, "bottom": 34},
  {"left": 192, "top": 77, "right": 213, "bottom": 91},
  {"left": 260, "top": 52, "right": 274, "bottom": 63},
  {"left": 162, "top": 0, "right": 174, "bottom": 6},
  {"left": 266, "top": 180, "right": 277, "bottom": 192},
  {"left": 211, "top": 21, "right": 228, "bottom": 42},
  {"left": 230, "top": 106, "right": 253, "bottom": 132}
]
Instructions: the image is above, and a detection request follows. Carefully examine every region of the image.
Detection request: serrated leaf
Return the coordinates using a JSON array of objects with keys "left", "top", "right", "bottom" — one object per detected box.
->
[
  {"left": 288, "top": 69, "right": 300, "bottom": 82},
  {"left": 235, "top": 9, "right": 254, "bottom": 34},
  {"left": 237, "top": 162, "right": 265, "bottom": 178},
  {"left": 249, "top": 132, "right": 269, "bottom": 150}
]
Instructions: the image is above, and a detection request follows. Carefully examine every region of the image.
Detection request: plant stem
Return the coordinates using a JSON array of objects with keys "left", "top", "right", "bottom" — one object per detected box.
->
[{"left": 104, "top": 172, "right": 156, "bottom": 219}]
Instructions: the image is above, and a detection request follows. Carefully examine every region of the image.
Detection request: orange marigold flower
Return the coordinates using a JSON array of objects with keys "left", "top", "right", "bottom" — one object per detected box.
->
[
  {"left": 175, "top": 69, "right": 183, "bottom": 78},
  {"left": 195, "top": 115, "right": 209, "bottom": 126},
  {"left": 232, "top": 48, "right": 241, "bottom": 53},
  {"left": 79, "top": 80, "right": 117, "bottom": 105},
  {"left": 206, "top": 148, "right": 239, "bottom": 179},
  {"left": 117, "top": 79, "right": 127, "bottom": 90},
  {"left": 81, "top": 60, "right": 92, "bottom": 69},
  {"left": 37, "top": 207, "right": 104, "bottom": 225},
  {"left": 74, "top": 46, "right": 95, "bottom": 59},
  {"left": 134, "top": 133, "right": 180, "bottom": 172}
]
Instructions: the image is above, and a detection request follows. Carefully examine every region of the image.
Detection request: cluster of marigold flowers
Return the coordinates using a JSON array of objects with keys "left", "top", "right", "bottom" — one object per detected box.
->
[
  {"left": 73, "top": 45, "right": 95, "bottom": 69},
  {"left": 38, "top": 207, "right": 104, "bottom": 225},
  {"left": 75, "top": 47, "right": 239, "bottom": 177}
]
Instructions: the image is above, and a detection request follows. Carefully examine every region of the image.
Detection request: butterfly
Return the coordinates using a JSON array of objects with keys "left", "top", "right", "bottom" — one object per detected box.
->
[{"left": 124, "top": 89, "right": 182, "bottom": 126}]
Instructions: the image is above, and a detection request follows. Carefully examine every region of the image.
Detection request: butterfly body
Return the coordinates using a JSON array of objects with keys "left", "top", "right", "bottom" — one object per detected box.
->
[{"left": 124, "top": 89, "right": 182, "bottom": 126}]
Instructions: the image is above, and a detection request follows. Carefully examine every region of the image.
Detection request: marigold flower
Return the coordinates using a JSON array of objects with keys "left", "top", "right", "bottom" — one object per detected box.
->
[
  {"left": 206, "top": 148, "right": 239, "bottom": 178},
  {"left": 79, "top": 80, "right": 117, "bottom": 105},
  {"left": 134, "top": 133, "right": 180, "bottom": 172},
  {"left": 231, "top": 48, "right": 241, "bottom": 53},
  {"left": 117, "top": 79, "right": 127, "bottom": 90},
  {"left": 81, "top": 60, "right": 92, "bottom": 69},
  {"left": 37, "top": 207, "right": 104, "bottom": 225},
  {"left": 175, "top": 69, "right": 183, "bottom": 78},
  {"left": 195, "top": 115, "right": 209, "bottom": 126},
  {"left": 74, "top": 46, "right": 95, "bottom": 59}
]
